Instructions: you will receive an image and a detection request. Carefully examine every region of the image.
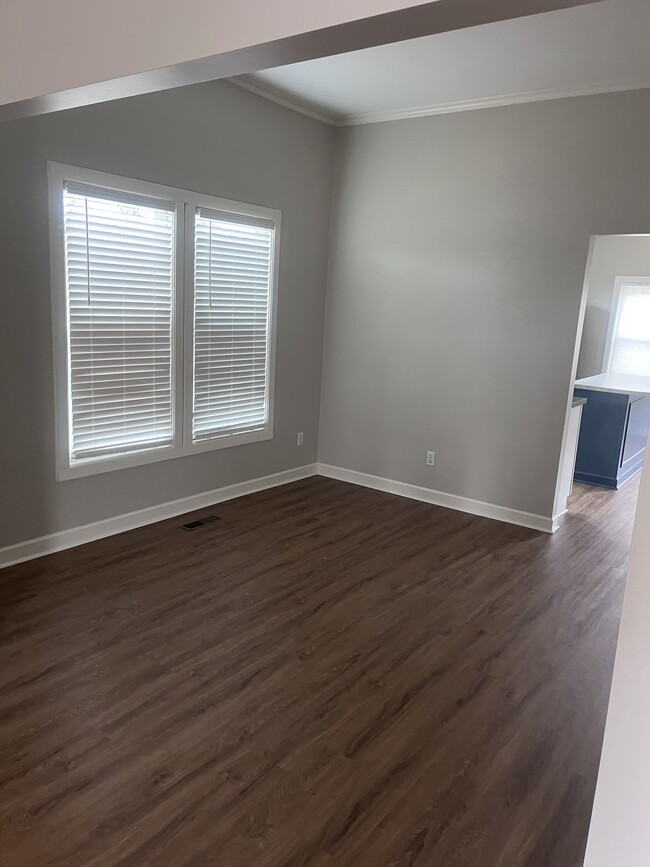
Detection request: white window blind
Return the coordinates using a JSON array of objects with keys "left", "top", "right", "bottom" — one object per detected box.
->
[
  {"left": 62, "top": 183, "right": 176, "bottom": 461},
  {"left": 192, "top": 208, "right": 274, "bottom": 442},
  {"left": 608, "top": 282, "right": 650, "bottom": 377}
]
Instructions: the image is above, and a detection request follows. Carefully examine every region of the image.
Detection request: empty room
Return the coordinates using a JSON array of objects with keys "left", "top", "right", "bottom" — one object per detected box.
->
[{"left": 1, "top": 1, "right": 649, "bottom": 865}]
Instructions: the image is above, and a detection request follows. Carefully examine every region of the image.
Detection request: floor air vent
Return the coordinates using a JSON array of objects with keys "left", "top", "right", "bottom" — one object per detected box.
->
[{"left": 181, "top": 515, "right": 221, "bottom": 531}]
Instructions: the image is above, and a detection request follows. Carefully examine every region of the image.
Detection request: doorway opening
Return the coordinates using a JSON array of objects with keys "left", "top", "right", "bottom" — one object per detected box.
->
[{"left": 556, "top": 234, "right": 650, "bottom": 530}]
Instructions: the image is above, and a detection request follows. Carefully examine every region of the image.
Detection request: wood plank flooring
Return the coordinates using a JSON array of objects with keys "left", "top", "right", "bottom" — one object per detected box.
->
[{"left": 0, "top": 476, "right": 639, "bottom": 866}]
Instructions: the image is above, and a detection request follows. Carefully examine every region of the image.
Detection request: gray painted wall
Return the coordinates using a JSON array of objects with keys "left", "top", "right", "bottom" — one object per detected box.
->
[
  {"left": 319, "top": 89, "right": 650, "bottom": 518},
  {"left": 577, "top": 234, "right": 650, "bottom": 379},
  {"left": 0, "top": 80, "right": 334, "bottom": 547},
  {"left": 3, "top": 82, "right": 650, "bottom": 547}
]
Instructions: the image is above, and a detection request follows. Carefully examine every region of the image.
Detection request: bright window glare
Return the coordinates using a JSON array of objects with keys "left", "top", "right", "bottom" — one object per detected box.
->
[
  {"left": 609, "top": 282, "right": 650, "bottom": 377},
  {"left": 617, "top": 294, "right": 650, "bottom": 341}
]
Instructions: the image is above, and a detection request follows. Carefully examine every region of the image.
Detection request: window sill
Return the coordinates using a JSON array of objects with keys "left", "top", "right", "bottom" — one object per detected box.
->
[{"left": 56, "top": 427, "right": 273, "bottom": 481}]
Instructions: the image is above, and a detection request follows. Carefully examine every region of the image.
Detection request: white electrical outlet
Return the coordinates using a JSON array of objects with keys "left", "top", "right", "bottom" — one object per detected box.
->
[
  {"left": 426, "top": 450, "right": 435, "bottom": 466},
  {"left": 297, "top": 431, "right": 304, "bottom": 446}
]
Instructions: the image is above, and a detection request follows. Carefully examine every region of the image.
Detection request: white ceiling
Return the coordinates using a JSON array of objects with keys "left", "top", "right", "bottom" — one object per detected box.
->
[{"left": 234, "top": 0, "right": 650, "bottom": 125}]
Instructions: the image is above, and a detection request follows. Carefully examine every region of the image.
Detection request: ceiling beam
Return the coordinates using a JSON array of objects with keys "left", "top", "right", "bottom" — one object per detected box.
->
[{"left": 0, "top": 0, "right": 607, "bottom": 123}]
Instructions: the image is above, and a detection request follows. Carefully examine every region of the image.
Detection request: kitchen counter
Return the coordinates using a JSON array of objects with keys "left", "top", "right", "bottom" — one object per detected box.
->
[{"left": 575, "top": 372, "right": 650, "bottom": 396}]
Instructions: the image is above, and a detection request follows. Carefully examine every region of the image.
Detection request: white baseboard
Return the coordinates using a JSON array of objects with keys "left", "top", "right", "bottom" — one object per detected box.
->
[
  {"left": 551, "top": 509, "right": 568, "bottom": 533},
  {"left": 0, "top": 464, "right": 318, "bottom": 570},
  {"left": 1, "top": 460, "right": 556, "bottom": 570},
  {"left": 317, "top": 463, "right": 555, "bottom": 534}
]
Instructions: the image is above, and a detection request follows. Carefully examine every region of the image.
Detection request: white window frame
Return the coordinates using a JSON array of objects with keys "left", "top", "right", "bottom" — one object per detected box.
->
[
  {"left": 603, "top": 276, "right": 650, "bottom": 375},
  {"left": 48, "top": 162, "right": 280, "bottom": 481}
]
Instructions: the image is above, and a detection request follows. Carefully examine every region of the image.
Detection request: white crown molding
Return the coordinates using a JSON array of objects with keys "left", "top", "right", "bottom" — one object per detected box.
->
[
  {"left": 0, "top": 464, "right": 318, "bottom": 570},
  {"left": 317, "top": 463, "right": 555, "bottom": 533},
  {"left": 340, "top": 79, "right": 650, "bottom": 126},
  {"left": 233, "top": 75, "right": 650, "bottom": 128},
  {"left": 228, "top": 77, "right": 338, "bottom": 125}
]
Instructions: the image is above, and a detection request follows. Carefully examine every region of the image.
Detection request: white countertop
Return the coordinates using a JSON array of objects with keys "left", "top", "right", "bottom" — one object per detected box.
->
[{"left": 575, "top": 372, "right": 650, "bottom": 396}]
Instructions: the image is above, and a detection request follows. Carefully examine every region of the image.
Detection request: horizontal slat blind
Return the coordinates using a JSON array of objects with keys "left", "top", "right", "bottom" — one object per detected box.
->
[
  {"left": 63, "top": 184, "right": 175, "bottom": 461},
  {"left": 192, "top": 210, "right": 274, "bottom": 442},
  {"left": 609, "top": 283, "right": 650, "bottom": 376}
]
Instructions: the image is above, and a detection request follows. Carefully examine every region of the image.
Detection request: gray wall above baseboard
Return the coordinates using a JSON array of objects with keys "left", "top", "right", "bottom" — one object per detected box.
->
[
  {"left": 318, "top": 89, "right": 650, "bottom": 518},
  {"left": 0, "top": 80, "right": 335, "bottom": 548}
]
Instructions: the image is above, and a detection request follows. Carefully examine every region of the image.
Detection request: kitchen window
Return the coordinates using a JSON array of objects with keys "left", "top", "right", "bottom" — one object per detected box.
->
[
  {"left": 48, "top": 163, "right": 279, "bottom": 480},
  {"left": 605, "top": 277, "right": 650, "bottom": 377}
]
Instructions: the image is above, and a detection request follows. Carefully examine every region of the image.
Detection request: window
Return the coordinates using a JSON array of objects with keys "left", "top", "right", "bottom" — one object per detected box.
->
[
  {"left": 49, "top": 164, "right": 279, "bottom": 480},
  {"left": 62, "top": 184, "right": 176, "bottom": 462},
  {"left": 605, "top": 278, "right": 650, "bottom": 377},
  {"left": 192, "top": 209, "right": 274, "bottom": 442}
]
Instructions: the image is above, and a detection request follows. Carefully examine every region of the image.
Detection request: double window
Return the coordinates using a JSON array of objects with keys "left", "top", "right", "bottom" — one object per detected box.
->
[
  {"left": 605, "top": 278, "right": 650, "bottom": 377},
  {"left": 49, "top": 164, "right": 279, "bottom": 480}
]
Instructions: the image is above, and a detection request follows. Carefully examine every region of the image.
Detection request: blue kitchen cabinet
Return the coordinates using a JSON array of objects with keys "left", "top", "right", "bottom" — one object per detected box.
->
[{"left": 574, "top": 386, "right": 650, "bottom": 489}]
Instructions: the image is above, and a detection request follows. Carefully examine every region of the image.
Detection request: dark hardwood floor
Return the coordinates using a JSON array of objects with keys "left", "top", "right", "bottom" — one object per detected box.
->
[{"left": 0, "top": 476, "right": 639, "bottom": 866}]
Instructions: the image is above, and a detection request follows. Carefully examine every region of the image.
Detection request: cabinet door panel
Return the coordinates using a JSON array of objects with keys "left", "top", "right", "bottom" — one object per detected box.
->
[{"left": 621, "top": 396, "right": 650, "bottom": 470}]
